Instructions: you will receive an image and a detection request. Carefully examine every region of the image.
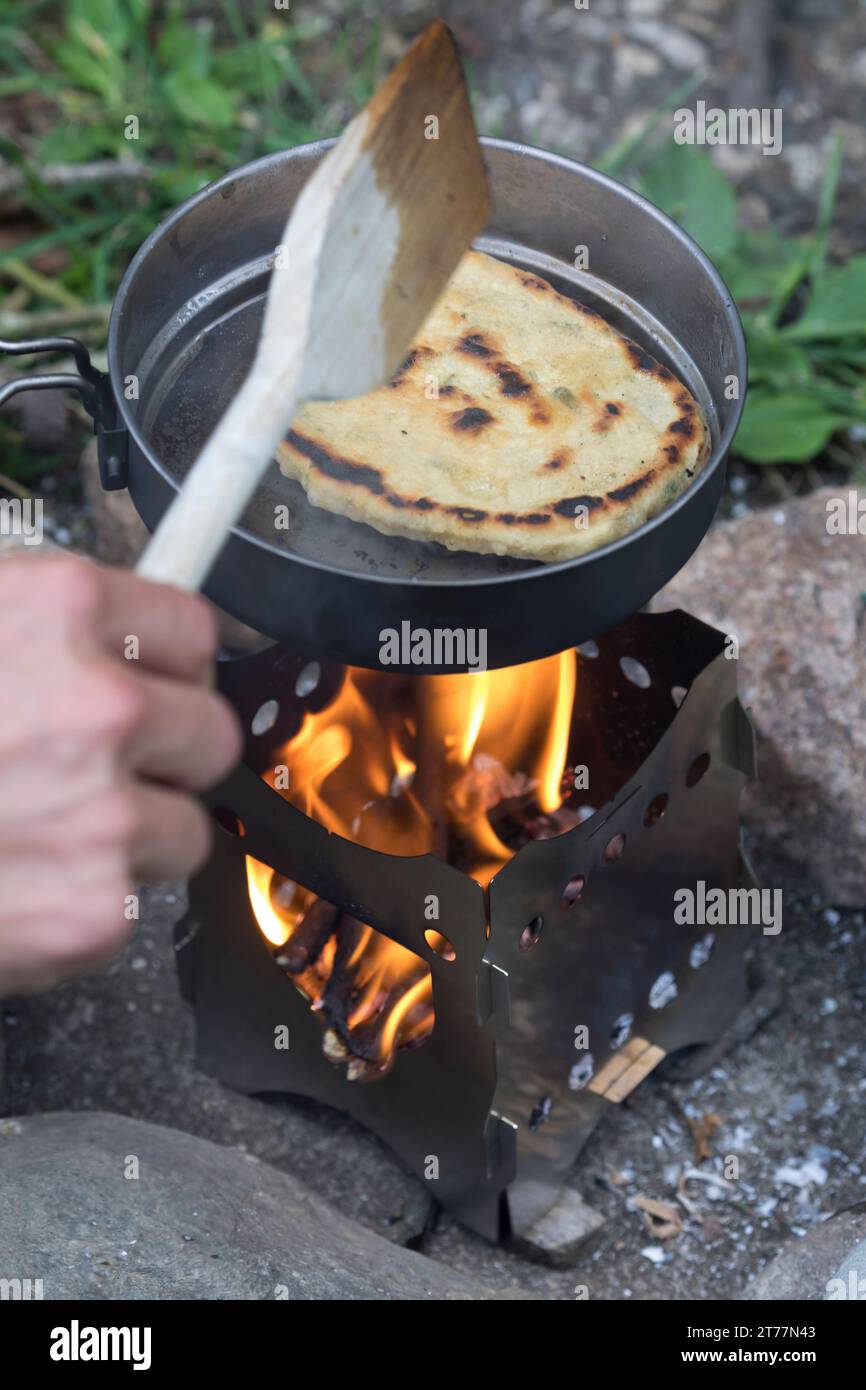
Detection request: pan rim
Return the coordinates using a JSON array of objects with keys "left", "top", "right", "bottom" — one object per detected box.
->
[{"left": 108, "top": 136, "right": 747, "bottom": 593}]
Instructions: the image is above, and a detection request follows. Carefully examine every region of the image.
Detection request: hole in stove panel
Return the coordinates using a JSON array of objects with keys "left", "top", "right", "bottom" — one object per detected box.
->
[
  {"left": 610, "top": 1013, "right": 633, "bottom": 1049},
  {"left": 529, "top": 1094, "right": 553, "bottom": 1129},
  {"left": 560, "top": 873, "right": 585, "bottom": 908},
  {"left": 619, "top": 655, "right": 651, "bottom": 689},
  {"left": 649, "top": 971, "right": 678, "bottom": 1010},
  {"left": 686, "top": 752, "right": 711, "bottom": 787},
  {"left": 690, "top": 933, "right": 715, "bottom": 969},
  {"left": 577, "top": 640, "right": 599, "bottom": 659},
  {"left": 214, "top": 806, "right": 245, "bottom": 836},
  {"left": 246, "top": 863, "right": 435, "bottom": 1081},
  {"left": 295, "top": 662, "right": 321, "bottom": 698},
  {"left": 603, "top": 832, "right": 626, "bottom": 863},
  {"left": 251, "top": 699, "right": 279, "bottom": 736},
  {"left": 424, "top": 929, "right": 456, "bottom": 962},
  {"left": 644, "top": 793, "right": 669, "bottom": 827},
  {"left": 519, "top": 916, "right": 543, "bottom": 951},
  {"left": 568, "top": 1055, "right": 594, "bottom": 1091}
]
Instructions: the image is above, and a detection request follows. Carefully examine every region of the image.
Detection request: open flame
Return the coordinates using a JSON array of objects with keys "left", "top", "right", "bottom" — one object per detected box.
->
[{"left": 246, "top": 651, "right": 578, "bottom": 1080}]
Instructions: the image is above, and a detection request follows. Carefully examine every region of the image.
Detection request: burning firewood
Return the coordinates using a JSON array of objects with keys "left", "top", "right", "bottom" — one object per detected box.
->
[
  {"left": 315, "top": 915, "right": 369, "bottom": 1041},
  {"left": 447, "top": 752, "right": 536, "bottom": 825},
  {"left": 277, "top": 896, "right": 340, "bottom": 974},
  {"left": 523, "top": 805, "right": 584, "bottom": 841}
]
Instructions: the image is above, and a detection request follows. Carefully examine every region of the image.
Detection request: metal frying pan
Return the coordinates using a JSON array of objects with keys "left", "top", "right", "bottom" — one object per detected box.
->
[{"left": 6, "top": 139, "right": 747, "bottom": 671}]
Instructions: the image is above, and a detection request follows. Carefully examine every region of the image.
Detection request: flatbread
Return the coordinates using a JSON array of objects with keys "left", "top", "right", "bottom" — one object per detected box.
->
[{"left": 277, "top": 250, "right": 710, "bottom": 562}]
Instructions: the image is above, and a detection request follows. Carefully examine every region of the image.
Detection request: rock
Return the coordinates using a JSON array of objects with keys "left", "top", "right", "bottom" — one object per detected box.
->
[
  {"left": 613, "top": 42, "right": 664, "bottom": 87},
  {"left": 624, "top": 19, "right": 708, "bottom": 69},
  {"left": 0, "top": 1112, "right": 526, "bottom": 1300},
  {"left": 509, "top": 1188, "right": 605, "bottom": 1268},
  {"left": 653, "top": 488, "right": 866, "bottom": 907},
  {"left": 79, "top": 437, "right": 150, "bottom": 568},
  {"left": 744, "top": 1203, "right": 866, "bottom": 1300}
]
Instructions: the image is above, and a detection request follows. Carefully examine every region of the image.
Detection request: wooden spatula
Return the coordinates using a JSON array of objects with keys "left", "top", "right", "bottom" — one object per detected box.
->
[{"left": 137, "top": 20, "right": 489, "bottom": 590}]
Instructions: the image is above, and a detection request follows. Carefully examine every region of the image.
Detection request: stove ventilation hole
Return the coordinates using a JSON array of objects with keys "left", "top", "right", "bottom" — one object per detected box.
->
[
  {"left": 602, "top": 831, "right": 626, "bottom": 863},
  {"left": 577, "top": 639, "right": 599, "bottom": 658},
  {"left": 690, "top": 933, "right": 715, "bottom": 969},
  {"left": 560, "top": 873, "right": 585, "bottom": 909},
  {"left": 686, "top": 752, "right": 711, "bottom": 787},
  {"left": 213, "top": 807, "right": 245, "bottom": 837},
  {"left": 529, "top": 1094, "right": 554, "bottom": 1129},
  {"left": 568, "top": 1055, "right": 594, "bottom": 1092},
  {"left": 251, "top": 699, "right": 279, "bottom": 736},
  {"left": 610, "top": 1012, "right": 633, "bottom": 1050},
  {"left": 643, "top": 793, "right": 669, "bottom": 827},
  {"left": 671, "top": 685, "right": 688, "bottom": 708},
  {"left": 649, "top": 971, "right": 678, "bottom": 1010},
  {"left": 424, "top": 929, "right": 456, "bottom": 962},
  {"left": 519, "top": 915, "right": 543, "bottom": 952},
  {"left": 619, "top": 655, "right": 651, "bottom": 689},
  {"left": 294, "top": 661, "right": 321, "bottom": 698}
]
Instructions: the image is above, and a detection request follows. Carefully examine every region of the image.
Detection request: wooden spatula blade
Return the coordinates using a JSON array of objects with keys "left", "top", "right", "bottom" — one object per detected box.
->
[{"left": 265, "top": 19, "right": 490, "bottom": 402}]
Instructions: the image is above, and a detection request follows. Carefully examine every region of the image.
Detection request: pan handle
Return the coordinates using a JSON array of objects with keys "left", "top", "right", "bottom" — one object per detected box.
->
[{"left": 0, "top": 335, "right": 127, "bottom": 490}]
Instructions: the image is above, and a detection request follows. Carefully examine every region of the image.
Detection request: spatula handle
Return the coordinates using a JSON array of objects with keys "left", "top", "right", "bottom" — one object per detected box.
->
[{"left": 136, "top": 369, "right": 300, "bottom": 591}]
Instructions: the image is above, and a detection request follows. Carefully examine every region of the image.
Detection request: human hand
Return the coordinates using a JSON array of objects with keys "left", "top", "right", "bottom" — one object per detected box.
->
[{"left": 0, "top": 553, "right": 242, "bottom": 994}]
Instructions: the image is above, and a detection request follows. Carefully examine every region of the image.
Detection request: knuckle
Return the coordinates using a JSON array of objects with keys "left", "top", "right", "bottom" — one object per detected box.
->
[
  {"left": 85, "top": 669, "right": 148, "bottom": 741},
  {"left": 78, "top": 787, "right": 141, "bottom": 852}
]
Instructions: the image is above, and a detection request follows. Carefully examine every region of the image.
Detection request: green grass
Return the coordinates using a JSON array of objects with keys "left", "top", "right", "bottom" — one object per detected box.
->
[
  {"left": 620, "top": 129, "right": 865, "bottom": 469},
  {"left": 0, "top": 0, "right": 375, "bottom": 319}
]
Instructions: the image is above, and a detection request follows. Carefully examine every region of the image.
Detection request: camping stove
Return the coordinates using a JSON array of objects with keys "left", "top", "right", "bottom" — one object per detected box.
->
[
  {"left": 176, "top": 609, "right": 756, "bottom": 1243},
  {"left": 2, "top": 135, "right": 751, "bottom": 1245}
]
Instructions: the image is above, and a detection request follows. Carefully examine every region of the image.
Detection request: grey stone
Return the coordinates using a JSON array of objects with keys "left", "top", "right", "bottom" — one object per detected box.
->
[
  {"left": 79, "top": 437, "right": 150, "bottom": 568},
  {"left": 653, "top": 488, "right": 866, "bottom": 907},
  {"left": 0, "top": 1111, "right": 526, "bottom": 1300},
  {"left": 509, "top": 1187, "right": 605, "bottom": 1268},
  {"left": 744, "top": 1204, "right": 866, "bottom": 1300}
]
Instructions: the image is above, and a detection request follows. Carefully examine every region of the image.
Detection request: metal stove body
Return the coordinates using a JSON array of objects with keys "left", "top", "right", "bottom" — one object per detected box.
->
[{"left": 177, "top": 609, "right": 756, "bottom": 1242}]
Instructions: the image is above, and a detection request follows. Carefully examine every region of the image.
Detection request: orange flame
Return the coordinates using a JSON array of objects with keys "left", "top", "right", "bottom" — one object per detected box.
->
[{"left": 245, "top": 651, "right": 578, "bottom": 1079}]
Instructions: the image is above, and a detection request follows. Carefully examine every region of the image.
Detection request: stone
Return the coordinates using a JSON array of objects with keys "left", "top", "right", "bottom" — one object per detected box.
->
[
  {"left": 653, "top": 488, "right": 866, "bottom": 907},
  {"left": 0, "top": 1111, "right": 527, "bottom": 1300},
  {"left": 744, "top": 1203, "right": 866, "bottom": 1300},
  {"left": 509, "top": 1188, "right": 605, "bottom": 1268},
  {"left": 79, "top": 436, "right": 150, "bottom": 568},
  {"left": 624, "top": 19, "right": 708, "bottom": 69}
]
